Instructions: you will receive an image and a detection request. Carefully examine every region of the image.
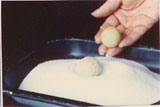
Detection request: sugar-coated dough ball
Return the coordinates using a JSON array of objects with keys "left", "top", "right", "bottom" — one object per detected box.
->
[
  {"left": 101, "top": 27, "right": 121, "bottom": 48},
  {"left": 74, "top": 57, "right": 101, "bottom": 77}
]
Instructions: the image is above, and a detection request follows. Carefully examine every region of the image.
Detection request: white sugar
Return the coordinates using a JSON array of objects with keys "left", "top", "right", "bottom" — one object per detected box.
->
[{"left": 19, "top": 57, "right": 160, "bottom": 105}]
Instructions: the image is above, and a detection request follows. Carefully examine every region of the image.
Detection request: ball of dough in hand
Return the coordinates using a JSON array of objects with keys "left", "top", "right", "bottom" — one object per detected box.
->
[
  {"left": 74, "top": 57, "right": 101, "bottom": 77},
  {"left": 101, "top": 27, "right": 121, "bottom": 48}
]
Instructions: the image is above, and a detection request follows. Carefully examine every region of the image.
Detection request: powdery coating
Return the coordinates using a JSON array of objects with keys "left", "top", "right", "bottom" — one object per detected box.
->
[
  {"left": 73, "top": 57, "right": 101, "bottom": 77},
  {"left": 101, "top": 27, "right": 121, "bottom": 48},
  {"left": 19, "top": 57, "right": 160, "bottom": 105}
]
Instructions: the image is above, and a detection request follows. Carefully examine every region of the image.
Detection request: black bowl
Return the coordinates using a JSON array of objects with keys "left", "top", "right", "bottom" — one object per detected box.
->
[{"left": 3, "top": 38, "right": 160, "bottom": 106}]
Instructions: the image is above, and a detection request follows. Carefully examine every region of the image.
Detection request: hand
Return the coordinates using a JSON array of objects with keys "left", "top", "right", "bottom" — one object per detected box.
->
[{"left": 92, "top": 0, "right": 159, "bottom": 56}]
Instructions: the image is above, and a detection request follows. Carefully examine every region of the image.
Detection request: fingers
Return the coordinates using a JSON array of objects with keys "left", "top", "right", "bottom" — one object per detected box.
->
[
  {"left": 119, "top": 26, "right": 147, "bottom": 48},
  {"left": 121, "top": 0, "right": 145, "bottom": 10},
  {"left": 95, "top": 15, "right": 120, "bottom": 44},
  {"left": 117, "top": 25, "right": 126, "bottom": 34},
  {"left": 100, "top": 15, "right": 120, "bottom": 30},
  {"left": 98, "top": 44, "right": 108, "bottom": 55},
  {"left": 107, "top": 47, "right": 124, "bottom": 56},
  {"left": 95, "top": 30, "right": 102, "bottom": 44},
  {"left": 98, "top": 44, "right": 124, "bottom": 57},
  {"left": 95, "top": 15, "right": 124, "bottom": 57},
  {"left": 92, "top": 0, "right": 121, "bottom": 18},
  {"left": 98, "top": 25, "right": 147, "bottom": 56}
]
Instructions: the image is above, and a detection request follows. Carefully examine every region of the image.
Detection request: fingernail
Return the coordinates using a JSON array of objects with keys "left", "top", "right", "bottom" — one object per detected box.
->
[
  {"left": 95, "top": 39, "right": 101, "bottom": 44},
  {"left": 119, "top": 42, "right": 125, "bottom": 48},
  {"left": 107, "top": 50, "right": 114, "bottom": 56},
  {"left": 91, "top": 9, "right": 100, "bottom": 16},
  {"left": 91, "top": 11, "right": 96, "bottom": 16},
  {"left": 95, "top": 37, "right": 101, "bottom": 44},
  {"left": 100, "top": 26, "right": 104, "bottom": 30},
  {"left": 99, "top": 52, "right": 105, "bottom": 56},
  {"left": 105, "top": 54, "right": 112, "bottom": 58},
  {"left": 99, "top": 48, "right": 105, "bottom": 56}
]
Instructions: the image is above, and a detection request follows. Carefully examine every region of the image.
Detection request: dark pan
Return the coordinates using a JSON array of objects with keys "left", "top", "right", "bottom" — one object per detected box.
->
[{"left": 3, "top": 38, "right": 160, "bottom": 106}]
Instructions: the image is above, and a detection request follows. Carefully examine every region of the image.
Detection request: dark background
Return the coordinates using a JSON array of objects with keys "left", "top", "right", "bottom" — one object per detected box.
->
[
  {"left": 2, "top": 1, "right": 159, "bottom": 64},
  {"left": 2, "top": 1, "right": 159, "bottom": 106}
]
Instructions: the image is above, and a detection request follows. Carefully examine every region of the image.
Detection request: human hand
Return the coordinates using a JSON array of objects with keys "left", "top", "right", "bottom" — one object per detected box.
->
[{"left": 92, "top": 0, "right": 159, "bottom": 56}]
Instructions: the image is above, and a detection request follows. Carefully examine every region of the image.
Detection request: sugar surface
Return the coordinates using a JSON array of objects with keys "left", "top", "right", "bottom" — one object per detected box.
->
[{"left": 19, "top": 57, "right": 160, "bottom": 105}]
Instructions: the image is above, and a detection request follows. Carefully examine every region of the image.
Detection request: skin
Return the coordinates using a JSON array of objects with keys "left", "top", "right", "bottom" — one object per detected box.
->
[{"left": 92, "top": 0, "right": 159, "bottom": 56}]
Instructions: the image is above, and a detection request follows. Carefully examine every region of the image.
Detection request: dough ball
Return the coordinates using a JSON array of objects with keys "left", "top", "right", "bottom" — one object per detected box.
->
[
  {"left": 74, "top": 57, "right": 101, "bottom": 77},
  {"left": 101, "top": 27, "right": 121, "bottom": 48}
]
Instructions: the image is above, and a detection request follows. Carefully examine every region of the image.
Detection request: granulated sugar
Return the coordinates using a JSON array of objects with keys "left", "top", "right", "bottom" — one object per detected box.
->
[{"left": 19, "top": 57, "right": 160, "bottom": 105}]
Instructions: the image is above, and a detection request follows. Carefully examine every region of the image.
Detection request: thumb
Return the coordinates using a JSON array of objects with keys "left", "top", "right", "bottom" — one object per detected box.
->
[{"left": 92, "top": 0, "right": 121, "bottom": 18}]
